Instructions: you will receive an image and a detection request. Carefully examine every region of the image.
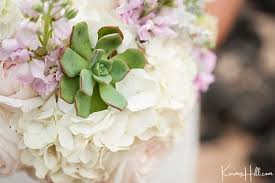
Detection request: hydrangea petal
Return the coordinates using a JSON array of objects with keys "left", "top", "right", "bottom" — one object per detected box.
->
[{"left": 116, "top": 69, "right": 160, "bottom": 111}]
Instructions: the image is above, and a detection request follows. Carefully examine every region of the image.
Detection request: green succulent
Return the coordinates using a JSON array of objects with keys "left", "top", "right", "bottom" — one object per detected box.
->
[{"left": 59, "top": 22, "right": 146, "bottom": 118}]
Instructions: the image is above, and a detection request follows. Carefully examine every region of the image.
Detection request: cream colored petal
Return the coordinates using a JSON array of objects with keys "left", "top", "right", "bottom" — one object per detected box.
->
[
  {"left": 69, "top": 123, "right": 92, "bottom": 136},
  {"left": 58, "top": 128, "right": 74, "bottom": 150},
  {"left": 116, "top": 69, "right": 160, "bottom": 112},
  {"left": 126, "top": 108, "right": 157, "bottom": 136},
  {"left": 0, "top": 95, "right": 44, "bottom": 112},
  {"left": 24, "top": 124, "right": 57, "bottom": 149}
]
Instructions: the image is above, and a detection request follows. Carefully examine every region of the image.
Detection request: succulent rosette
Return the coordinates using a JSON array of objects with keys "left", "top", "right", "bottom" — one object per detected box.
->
[{"left": 0, "top": 0, "right": 217, "bottom": 183}]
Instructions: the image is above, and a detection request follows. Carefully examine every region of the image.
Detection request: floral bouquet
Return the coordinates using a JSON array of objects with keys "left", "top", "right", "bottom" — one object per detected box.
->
[{"left": 0, "top": 0, "right": 216, "bottom": 182}]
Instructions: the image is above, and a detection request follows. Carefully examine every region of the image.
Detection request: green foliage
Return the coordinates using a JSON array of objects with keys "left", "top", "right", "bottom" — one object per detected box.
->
[{"left": 59, "top": 22, "right": 147, "bottom": 118}]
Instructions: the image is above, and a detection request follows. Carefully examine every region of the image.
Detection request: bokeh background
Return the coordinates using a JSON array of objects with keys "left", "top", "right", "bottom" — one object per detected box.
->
[{"left": 198, "top": 0, "right": 275, "bottom": 183}]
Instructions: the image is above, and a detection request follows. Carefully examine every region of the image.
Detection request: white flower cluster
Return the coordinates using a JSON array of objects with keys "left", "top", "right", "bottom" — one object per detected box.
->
[
  {"left": 0, "top": 0, "right": 23, "bottom": 40},
  {"left": 0, "top": 0, "right": 214, "bottom": 182}
]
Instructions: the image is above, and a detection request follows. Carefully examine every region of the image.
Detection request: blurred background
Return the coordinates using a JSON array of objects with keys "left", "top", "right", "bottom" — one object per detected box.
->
[{"left": 198, "top": 0, "right": 275, "bottom": 183}]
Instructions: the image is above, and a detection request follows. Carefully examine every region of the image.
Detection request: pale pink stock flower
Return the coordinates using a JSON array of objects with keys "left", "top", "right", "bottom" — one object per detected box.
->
[
  {"left": 193, "top": 49, "right": 217, "bottom": 93},
  {"left": 32, "top": 48, "right": 64, "bottom": 95},
  {"left": 16, "top": 59, "right": 45, "bottom": 85},
  {"left": 53, "top": 18, "right": 73, "bottom": 42},
  {"left": 117, "top": 0, "right": 178, "bottom": 41},
  {"left": 15, "top": 22, "right": 39, "bottom": 50},
  {"left": 138, "top": 15, "right": 178, "bottom": 41},
  {"left": 0, "top": 21, "right": 38, "bottom": 71},
  {"left": 20, "top": 0, "right": 40, "bottom": 18}
]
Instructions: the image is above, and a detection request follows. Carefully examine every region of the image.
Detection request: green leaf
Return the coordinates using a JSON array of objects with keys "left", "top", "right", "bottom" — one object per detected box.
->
[
  {"left": 80, "top": 69, "right": 95, "bottom": 96},
  {"left": 98, "top": 26, "right": 124, "bottom": 40},
  {"left": 99, "top": 60, "right": 112, "bottom": 72},
  {"left": 60, "top": 75, "right": 79, "bottom": 104},
  {"left": 93, "top": 74, "right": 112, "bottom": 85},
  {"left": 91, "top": 84, "right": 108, "bottom": 113},
  {"left": 89, "top": 49, "right": 105, "bottom": 69},
  {"left": 95, "top": 33, "right": 123, "bottom": 55},
  {"left": 92, "top": 62, "right": 109, "bottom": 76},
  {"left": 111, "top": 49, "right": 146, "bottom": 69},
  {"left": 99, "top": 84, "right": 127, "bottom": 110},
  {"left": 75, "top": 90, "right": 92, "bottom": 118},
  {"left": 110, "top": 60, "right": 129, "bottom": 83},
  {"left": 60, "top": 48, "right": 88, "bottom": 77},
  {"left": 70, "top": 22, "right": 92, "bottom": 60}
]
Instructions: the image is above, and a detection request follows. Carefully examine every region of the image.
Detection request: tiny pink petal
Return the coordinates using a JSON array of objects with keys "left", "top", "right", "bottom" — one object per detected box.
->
[
  {"left": 16, "top": 22, "right": 39, "bottom": 50},
  {"left": 32, "top": 79, "right": 47, "bottom": 95},
  {"left": 10, "top": 49, "right": 32, "bottom": 63},
  {"left": 200, "top": 51, "right": 217, "bottom": 72},
  {"left": 29, "top": 59, "right": 45, "bottom": 80},
  {"left": 0, "top": 39, "right": 21, "bottom": 60},
  {"left": 20, "top": 0, "right": 40, "bottom": 18},
  {"left": 16, "top": 63, "right": 34, "bottom": 84},
  {"left": 194, "top": 73, "right": 215, "bottom": 93},
  {"left": 53, "top": 18, "right": 72, "bottom": 41}
]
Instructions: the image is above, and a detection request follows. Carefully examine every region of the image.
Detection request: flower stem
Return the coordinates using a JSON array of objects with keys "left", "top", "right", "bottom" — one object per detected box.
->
[{"left": 42, "top": 2, "right": 53, "bottom": 49}]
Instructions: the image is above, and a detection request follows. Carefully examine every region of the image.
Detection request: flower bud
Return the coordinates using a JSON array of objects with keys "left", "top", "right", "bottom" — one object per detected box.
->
[{"left": 65, "top": 9, "right": 78, "bottom": 20}]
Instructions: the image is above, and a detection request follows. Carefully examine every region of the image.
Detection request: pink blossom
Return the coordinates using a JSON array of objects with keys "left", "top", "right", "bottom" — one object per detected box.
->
[
  {"left": 20, "top": 0, "right": 40, "bottom": 18},
  {"left": 0, "top": 39, "right": 21, "bottom": 61},
  {"left": 138, "top": 15, "right": 178, "bottom": 41},
  {"left": 193, "top": 49, "right": 217, "bottom": 93},
  {"left": 194, "top": 73, "right": 215, "bottom": 93},
  {"left": 10, "top": 49, "right": 32, "bottom": 64},
  {"left": 31, "top": 48, "right": 63, "bottom": 96},
  {"left": 53, "top": 18, "right": 73, "bottom": 41},
  {"left": 117, "top": 0, "right": 178, "bottom": 41},
  {"left": 15, "top": 22, "right": 39, "bottom": 50},
  {"left": 16, "top": 60, "right": 45, "bottom": 85}
]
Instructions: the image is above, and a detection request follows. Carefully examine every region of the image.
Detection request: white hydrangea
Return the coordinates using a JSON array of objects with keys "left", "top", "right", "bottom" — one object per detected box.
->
[
  {"left": 0, "top": 0, "right": 23, "bottom": 40},
  {"left": 3, "top": 1, "right": 209, "bottom": 182},
  {"left": 145, "top": 38, "right": 198, "bottom": 117},
  {"left": 116, "top": 69, "right": 160, "bottom": 112}
]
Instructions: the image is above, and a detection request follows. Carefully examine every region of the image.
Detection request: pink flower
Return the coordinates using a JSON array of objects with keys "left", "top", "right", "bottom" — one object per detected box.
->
[
  {"left": 16, "top": 59, "right": 45, "bottom": 85},
  {"left": 117, "top": 0, "right": 144, "bottom": 24},
  {"left": 0, "top": 66, "right": 43, "bottom": 112},
  {"left": 15, "top": 22, "right": 39, "bottom": 50},
  {"left": 53, "top": 18, "right": 73, "bottom": 42},
  {"left": 138, "top": 15, "right": 178, "bottom": 41},
  {"left": 20, "top": 0, "right": 40, "bottom": 18},
  {"left": 0, "top": 38, "right": 33, "bottom": 74},
  {"left": 117, "top": 0, "right": 178, "bottom": 41},
  {"left": 31, "top": 48, "right": 63, "bottom": 96},
  {"left": 193, "top": 49, "right": 217, "bottom": 93},
  {"left": 0, "top": 39, "right": 21, "bottom": 61}
]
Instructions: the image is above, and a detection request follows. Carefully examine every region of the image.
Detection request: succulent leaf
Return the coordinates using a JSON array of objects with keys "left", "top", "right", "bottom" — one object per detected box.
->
[
  {"left": 75, "top": 90, "right": 93, "bottom": 118},
  {"left": 95, "top": 33, "right": 123, "bottom": 55},
  {"left": 80, "top": 69, "right": 95, "bottom": 96},
  {"left": 98, "top": 26, "right": 124, "bottom": 40},
  {"left": 98, "top": 60, "right": 112, "bottom": 72},
  {"left": 91, "top": 84, "right": 108, "bottom": 112},
  {"left": 60, "top": 75, "right": 80, "bottom": 104},
  {"left": 89, "top": 49, "right": 105, "bottom": 69},
  {"left": 59, "top": 23, "right": 148, "bottom": 117},
  {"left": 111, "top": 49, "right": 146, "bottom": 69},
  {"left": 60, "top": 48, "right": 88, "bottom": 77},
  {"left": 99, "top": 84, "right": 127, "bottom": 110},
  {"left": 93, "top": 74, "right": 112, "bottom": 85},
  {"left": 110, "top": 60, "right": 130, "bottom": 83},
  {"left": 71, "top": 22, "right": 93, "bottom": 60}
]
